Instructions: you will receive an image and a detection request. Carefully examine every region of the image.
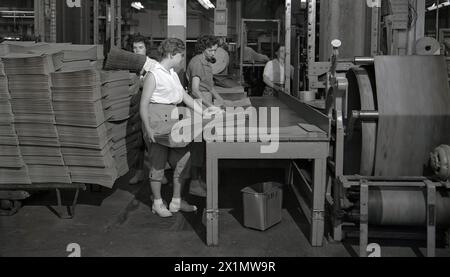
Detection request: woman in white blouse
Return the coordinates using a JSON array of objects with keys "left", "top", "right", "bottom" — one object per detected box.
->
[{"left": 140, "top": 38, "right": 219, "bottom": 217}]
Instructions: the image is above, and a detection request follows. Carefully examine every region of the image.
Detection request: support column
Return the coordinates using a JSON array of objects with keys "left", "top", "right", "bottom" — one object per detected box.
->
[
  {"left": 34, "top": 0, "right": 45, "bottom": 41},
  {"left": 285, "top": 0, "right": 292, "bottom": 95},
  {"left": 110, "top": 0, "right": 116, "bottom": 47},
  {"left": 307, "top": 0, "right": 317, "bottom": 92},
  {"left": 50, "top": 0, "right": 57, "bottom": 43},
  {"left": 415, "top": 0, "right": 426, "bottom": 40},
  {"left": 359, "top": 181, "right": 369, "bottom": 257},
  {"left": 214, "top": 0, "right": 227, "bottom": 37},
  {"left": 93, "top": 0, "right": 99, "bottom": 44},
  {"left": 370, "top": 0, "right": 381, "bottom": 56},
  {"left": 168, "top": 0, "right": 187, "bottom": 71},
  {"left": 117, "top": 0, "right": 121, "bottom": 48}
]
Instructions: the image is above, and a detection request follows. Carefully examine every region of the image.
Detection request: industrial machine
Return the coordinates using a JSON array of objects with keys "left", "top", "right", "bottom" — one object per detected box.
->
[
  {"left": 291, "top": 0, "right": 450, "bottom": 257},
  {"left": 325, "top": 40, "right": 450, "bottom": 257}
]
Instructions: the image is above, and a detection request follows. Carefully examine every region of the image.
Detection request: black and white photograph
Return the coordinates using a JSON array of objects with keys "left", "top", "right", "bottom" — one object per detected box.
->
[{"left": 0, "top": 0, "right": 450, "bottom": 261}]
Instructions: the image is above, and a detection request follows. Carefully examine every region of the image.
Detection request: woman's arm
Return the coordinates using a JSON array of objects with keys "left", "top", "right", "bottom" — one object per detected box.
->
[
  {"left": 210, "top": 87, "right": 224, "bottom": 102},
  {"left": 192, "top": 77, "right": 215, "bottom": 107},
  {"left": 182, "top": 90, "right": 204, "bottom": 116},
  {"left": 140, "top": 73, "right": 156, "bottom": 142}
]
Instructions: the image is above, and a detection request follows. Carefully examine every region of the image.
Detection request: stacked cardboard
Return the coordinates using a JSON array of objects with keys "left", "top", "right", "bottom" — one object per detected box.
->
[
  {"left": 0, "top": 60, "right": 31, "bottom": 184},
  {"left": 101, "top": 71, "right": 142, "bottom": 177},
  {"left": 57, "top": 44, "right": 104, "bottom": 71},
  {"left": 0, "top": 42, "right": 144, "bottom": 188},
  {"left": 2, "top": 52, "right": 71, "bottom": 184},
  {"left": 50, "top": 69, "right": 117, "bottom": 188}
]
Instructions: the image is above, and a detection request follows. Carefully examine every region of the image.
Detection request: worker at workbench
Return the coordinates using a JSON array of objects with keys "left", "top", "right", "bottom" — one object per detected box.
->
[
  {"left": 140, "top": 38, "right": 214, "bottom": 217},
  {"left": 263, "top": 44, "right": 294, "bottom": 96},
  {"left": 186, "top": 35, "right": 231, "bottom": 107},
  {"left": 129, "top": 35, "right": 170, "bottom": 186},
  {"left": 186, "top": 35, "right": 229, "bottom": 197}
]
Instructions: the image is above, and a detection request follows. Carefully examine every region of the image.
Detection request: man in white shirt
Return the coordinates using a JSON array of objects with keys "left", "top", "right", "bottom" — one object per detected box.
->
[{"left": 263, "top": 44, "right": 294, "bottom": 96}]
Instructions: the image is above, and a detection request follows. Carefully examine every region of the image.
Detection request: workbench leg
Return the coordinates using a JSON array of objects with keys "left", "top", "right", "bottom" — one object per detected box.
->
[
  {"left": 360, "top": 181, "right": 369, "bottom": 257},
  {"left": 206, "top": 146, "right": 219, "bottom": 246},
  {"left": 311, "top": 158, "right": 326, "bottom": 247},
  {"left": 285, "top": 163, "right": 292, "bottom": 186},
  {"left": 446, "top": 229, "right": 450, "bottom": 249},
  {"left": 426, "top": 182, "right": 436, "bottom": 258}
]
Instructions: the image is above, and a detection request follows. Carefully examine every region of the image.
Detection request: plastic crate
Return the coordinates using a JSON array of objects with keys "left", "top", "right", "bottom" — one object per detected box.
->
[{"left": 241, "top": 182, "right": 283, "bottom": 231}]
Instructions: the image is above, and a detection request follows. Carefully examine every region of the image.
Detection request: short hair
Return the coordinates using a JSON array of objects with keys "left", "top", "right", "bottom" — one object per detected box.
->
[
  {"left": 132, "top": 35, "right": 148, "bottom": 45},
  {"left": 274, "top": 43, "right": 284, "bottom": 54},
  {"left": 195, "top": 35, "right": 219, "bottom": 55},
  {"left": 158, "top": 38, "right": 186, "bottom": 60}
]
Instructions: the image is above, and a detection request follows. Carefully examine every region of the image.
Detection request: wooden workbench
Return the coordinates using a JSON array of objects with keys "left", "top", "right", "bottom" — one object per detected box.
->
[{"left": 205, "top": 91, "right": 330, "bottom": 247}]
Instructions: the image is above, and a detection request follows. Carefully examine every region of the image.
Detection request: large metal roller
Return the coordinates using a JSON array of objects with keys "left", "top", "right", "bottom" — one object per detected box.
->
[
  {"left": 343, "top": 66, "right": 377, "bottom": 176},
  {"left": 368, "top": 188, "right": 450, "bottom": 227},
  {"left": 347, "top": 187, "right": 450, "bottom": 227},
  {"left": 343, "top": 56, "right": 450, "bottom": 177},
  {"left": 340, "top": 56, "right": 450, "bottom": 227}
]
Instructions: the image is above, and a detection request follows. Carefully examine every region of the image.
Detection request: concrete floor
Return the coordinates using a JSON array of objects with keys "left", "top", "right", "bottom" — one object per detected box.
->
[{"left": 0, "top": 167, "right": 449, "bottom": 257}]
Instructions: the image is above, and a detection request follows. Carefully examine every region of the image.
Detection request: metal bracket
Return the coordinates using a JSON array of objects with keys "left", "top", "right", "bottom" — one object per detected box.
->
[
  {"left": 360, "top": 180, "right": 369, "bottom": 258},
  {"left": 54, "top": 187, "right": 81, "bottom": 219},
  {"left": 347, "top": 110, "right": 379, "bottom": 138},
  {"left": 312, "top": 210, "right": 325, "bottom": 221},
  {"left": 206, "top": 209, "right": 219, "bottom": 221},
  {"left": 424, "top": 180, "right": 436, "bottom": 258}
]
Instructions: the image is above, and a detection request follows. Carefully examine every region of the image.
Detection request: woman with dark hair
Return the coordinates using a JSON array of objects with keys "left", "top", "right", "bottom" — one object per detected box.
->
[
  {"left": 132, "top": 35, "right": 149, "bottom": 56},
  {"left": 186, "top": 35, "right": 230, "bottom": 197},
  {"left": 263, "top": 43, "right": 294, "bottom": 96},
  {"left": 140, "top": 38, "right": 217, "bottom": 217},
  {"left": 187, "top": 35, "right": 228, "bottom": 107}
]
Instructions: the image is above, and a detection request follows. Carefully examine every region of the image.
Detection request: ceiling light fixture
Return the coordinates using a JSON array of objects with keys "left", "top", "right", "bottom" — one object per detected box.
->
[
  {"left": 427, "top": 0, "right": 450, "bottom": 11},
  {"left": 131, "top": 1, "right": 144, "bottom": 10},
  {"left": 197, "top": 0, "right": 215, "bottom": 10}
]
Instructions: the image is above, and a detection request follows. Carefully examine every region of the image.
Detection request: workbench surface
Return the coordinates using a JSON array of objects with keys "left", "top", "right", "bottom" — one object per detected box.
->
[
  {"left": 205, "top": 91, "right": 330, "bottom": 248},
  {"left": 206, "top": 94, "right": 329, "bottom": 142}
]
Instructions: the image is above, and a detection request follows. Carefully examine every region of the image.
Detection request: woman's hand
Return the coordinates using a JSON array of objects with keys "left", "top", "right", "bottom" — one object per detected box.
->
[
  {"left": 203, "top": 106, "right": 224, "bottom": 117},
  {"left": 146, "top": 127, "right": 156, "bottom": 143},
  {"left": 223, "top": 100, "right": 234, "bottom": 107}
]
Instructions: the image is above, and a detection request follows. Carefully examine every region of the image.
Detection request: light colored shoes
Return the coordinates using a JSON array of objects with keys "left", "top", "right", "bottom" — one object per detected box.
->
[
  {"left": 189, "top": 179, "right": 207, "bottom": 197},
  {"left": 151, "top": 202, "right": 173, "bottom": 217},
  {"left": 169, "top": 200, "right": 197, "bottom": 213}
]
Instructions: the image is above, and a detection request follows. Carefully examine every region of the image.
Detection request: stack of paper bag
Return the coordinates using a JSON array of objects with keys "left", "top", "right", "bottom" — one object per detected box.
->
[
  {"left": 51, "top": 69, "right": 118, "bottom": 188},
  {"left": 101, "top": 71, "right": 142, "bottom": 177},
  {"left": 2, "top": 53, "right": 71, "bottom": 184},
  {"left": 0, "top": 60, "right": 31, "bottom": 184},
  {"left": 53, "top": 44, "right": 104, "bottom": 71}
]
